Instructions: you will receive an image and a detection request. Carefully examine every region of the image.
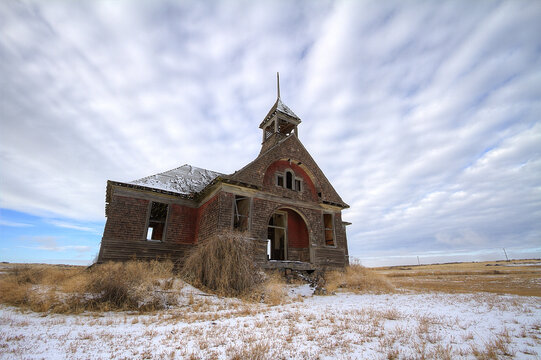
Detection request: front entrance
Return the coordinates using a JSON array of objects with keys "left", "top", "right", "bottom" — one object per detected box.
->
[
  {"left": 267, "top": 208, "right": 310, "bottom": 262},
  {"left": 268, "top": 211, "right": 287, "bottom": 260}
]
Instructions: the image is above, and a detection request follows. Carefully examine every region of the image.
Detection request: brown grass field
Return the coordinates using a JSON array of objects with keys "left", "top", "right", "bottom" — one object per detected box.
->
[
  {"left": 0, "top": 257, "right": 539, "bottom": 309},
  {"left": 1, "top": 259, "right": 540, "bottom": 358},
  {"left": 373, "top": 258, "right": 541, "bottom": 297}
]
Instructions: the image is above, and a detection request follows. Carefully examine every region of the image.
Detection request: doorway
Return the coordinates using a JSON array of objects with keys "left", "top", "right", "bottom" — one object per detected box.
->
[
  {"left": 267, "top": 211, "right": 287, "bottom": 260},
  {"left": 267, "top": 208, "right": 310, "bottom": 262}
]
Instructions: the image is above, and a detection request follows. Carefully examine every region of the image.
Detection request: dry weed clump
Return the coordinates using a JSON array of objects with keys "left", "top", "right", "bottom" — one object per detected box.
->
[
  {"left": 325, "top": 263, "right": 394, "bottom": 294},
  {"left": 83, "top": 260, "right": 177, "bottom": 311},
  {"left": 0, "top": 261, "right": 178, "bottom": 313},
  {"left": 182, "top": 230, "right": 263, "bottom": 297},
  {"left": 253, "top": 272, "right": 288, "bottom": 305}
]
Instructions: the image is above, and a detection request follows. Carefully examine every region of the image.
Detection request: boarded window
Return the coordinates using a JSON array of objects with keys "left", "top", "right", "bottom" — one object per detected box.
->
[
  {"left": 295, "top": 179, "right": 301, "bottom": 191},
  {"left": 233, "top": 196, "right": 251, "bottom": 231},
  {"left": 147, "top": 202, "right": 168, "bottom": 241},
  {"left": 323, "top": 213, "right": 335, "bottom": 246}
]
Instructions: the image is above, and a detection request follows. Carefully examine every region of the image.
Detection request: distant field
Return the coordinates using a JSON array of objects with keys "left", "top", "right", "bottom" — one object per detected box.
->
[{"left": 373, "top": 259, "right": 541, "bottom": 297}]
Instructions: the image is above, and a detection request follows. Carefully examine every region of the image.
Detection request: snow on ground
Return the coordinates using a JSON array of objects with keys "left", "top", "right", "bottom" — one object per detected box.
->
[{"left": 1, "top": 287, "right": 540, "bottom": 359}]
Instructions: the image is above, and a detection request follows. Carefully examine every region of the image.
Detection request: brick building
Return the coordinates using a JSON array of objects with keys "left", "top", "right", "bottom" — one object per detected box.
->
[{"left": 97, "top": 90, "right": 350, "bottom": 270}]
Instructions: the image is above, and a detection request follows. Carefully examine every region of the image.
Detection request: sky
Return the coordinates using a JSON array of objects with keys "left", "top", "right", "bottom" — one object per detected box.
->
[{"left": 1, "top": 0, "right": 540, "bottom": 267}]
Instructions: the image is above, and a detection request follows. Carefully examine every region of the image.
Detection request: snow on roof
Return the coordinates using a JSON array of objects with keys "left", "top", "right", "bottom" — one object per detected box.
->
[
  {"left": 276, "top": 98, "right": 299, "bottom": 119},
  {"left": 129, "top": 164, "right": 224, "bottom": 195}
]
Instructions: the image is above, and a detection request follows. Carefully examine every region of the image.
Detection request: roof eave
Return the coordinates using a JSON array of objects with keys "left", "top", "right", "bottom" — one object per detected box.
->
[{"left": 107, "top": 180, "right": 197, "bottom": 200}]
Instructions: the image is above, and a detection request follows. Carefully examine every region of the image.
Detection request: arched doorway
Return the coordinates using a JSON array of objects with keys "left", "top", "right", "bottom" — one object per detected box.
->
[{"left": 267, "top": 208, "right": 310, "bottom": 262}]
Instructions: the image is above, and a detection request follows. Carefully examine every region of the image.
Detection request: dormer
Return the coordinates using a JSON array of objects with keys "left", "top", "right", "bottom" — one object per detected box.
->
[{"left": 259, "top": 74, "right": 301, "bottom": 153}]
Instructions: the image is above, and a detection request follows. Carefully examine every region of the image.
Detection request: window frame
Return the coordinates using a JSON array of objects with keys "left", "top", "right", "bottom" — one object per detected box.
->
[
  {"left": 267, "top": 210, "right": 288, "bottom": 260},
  {"left": 295, "top": 179, "right": 302, "bottom": 192},
  {"left": 275, "top": 169, "right": 303, "bottom": 192},
  {"left": 145, "top": 201, "right": 169, "bottom": 242},
  {"left": 323, "top": 213, "right": 336, "bottom": 247},
  {"left": 233, "top": 195, "right": 252, "bottom": 231},
  {"left": 286, "top": 170, "right": 294, "bottom": 190},
  {"left": 276, "top": 173, "right": 284, "bottom": 188}
]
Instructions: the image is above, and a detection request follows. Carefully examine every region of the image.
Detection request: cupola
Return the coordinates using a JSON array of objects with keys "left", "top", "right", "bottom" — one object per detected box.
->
[{"left": 259, "top": 73, "right": 301, "bottom": 153}]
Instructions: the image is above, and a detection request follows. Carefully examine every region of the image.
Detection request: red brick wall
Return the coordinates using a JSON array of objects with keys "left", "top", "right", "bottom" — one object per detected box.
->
[
  {"left": 98, "top": 194, "right": 197, "bottom": 264},
  {"left": 196, "top": 192, "right": 234, "bottom": 242},
  {"left": 102, "top": 195, "right": 149, "bottom": 241},
  {"left": 248, "top": 197, "right": 348, "bottom": 267},
  {"left": 166, "top": 204, "right": 198, "bottom": 244}
]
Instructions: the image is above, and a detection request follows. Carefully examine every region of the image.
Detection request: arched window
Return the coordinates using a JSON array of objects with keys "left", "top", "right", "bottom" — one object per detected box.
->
[{"left": 286, "top": 171, "right": 293, "bottom": 190}]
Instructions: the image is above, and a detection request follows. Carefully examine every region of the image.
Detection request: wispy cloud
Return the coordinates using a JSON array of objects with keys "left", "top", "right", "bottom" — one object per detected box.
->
[
  {"left": 0, "top": 220, "right": 34, "bottom": 228},
  {"left": 1, "top": 0, "right": 540, "bottom": 264},
  {"left": 46, "top": 220, "right": 98, "bottom": 233}
]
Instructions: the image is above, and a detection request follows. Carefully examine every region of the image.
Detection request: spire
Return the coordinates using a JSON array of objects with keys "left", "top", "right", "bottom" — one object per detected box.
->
[{"left": 277, "top": 72, "right": 280, "bottom": 99}]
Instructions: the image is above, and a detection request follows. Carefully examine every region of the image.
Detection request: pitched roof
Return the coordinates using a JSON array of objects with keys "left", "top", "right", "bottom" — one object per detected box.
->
[
  {"left": 129, "top": 164, "right": 224, "bottom": 196},
  {"left": 275, "top": 98, "right": 299, "bottom": 119},
  {"left": 259, "top": 98, "right": 300, "bottom": 128}
]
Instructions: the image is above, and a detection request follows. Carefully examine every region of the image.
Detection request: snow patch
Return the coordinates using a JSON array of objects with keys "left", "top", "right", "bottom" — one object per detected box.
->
[{"left": 129, "top": 164, "right": 223, "bottom": 195}]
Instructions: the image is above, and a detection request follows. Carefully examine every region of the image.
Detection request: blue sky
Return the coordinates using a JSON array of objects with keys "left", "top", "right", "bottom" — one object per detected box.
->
[{"left": 1, "top": 0, "right": 540, "bottom": 266}]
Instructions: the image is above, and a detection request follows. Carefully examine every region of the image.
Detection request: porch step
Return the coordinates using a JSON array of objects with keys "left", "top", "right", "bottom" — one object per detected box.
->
[{"left": 262, "top": 260, "right": 315, "bottom": 271}]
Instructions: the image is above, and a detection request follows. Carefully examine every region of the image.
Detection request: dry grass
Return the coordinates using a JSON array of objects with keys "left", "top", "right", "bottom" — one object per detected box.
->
[
  {"left": 82, "top": 260, "right": 177, "bottom": 311},
  {"left": 254, "top": 271, "right": 289, "bottom": 305},
  {"left": 1, "top": 286, "right": 539, "bottom": 359},
  {"left": 181, "top": 230, "right": 263, "bottom": 297},
  {"left": 325, "top": 262, "right": 394, "bottom": 294},
  {"left": 0, "top": 260, "right": 178, "bottom": 313},
  {"left": 374, "top": 259, "right": 541, "bottom": 296}
]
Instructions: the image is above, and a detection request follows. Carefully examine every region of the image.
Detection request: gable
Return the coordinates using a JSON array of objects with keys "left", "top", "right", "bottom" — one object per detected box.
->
[{"left": 229, "top": 134, "right": 348, "bottom": 208}]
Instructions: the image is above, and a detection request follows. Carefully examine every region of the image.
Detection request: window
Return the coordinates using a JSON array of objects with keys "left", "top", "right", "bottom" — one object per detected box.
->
[
  {"left": 147, "top": 202, "right": 168, "bottom": 241},
  {"left": 276, "top": 174, "right": 284, "bottom": 187},
  {"left": 286, "top": 171, "right": 293, "bottom": 189},
  {"left": 233, "top": 195, "right": 251, "bottom": 231},
  {"left": 276, "top": 169, "right": 302, "bottom": 192},
  {"left": 323, "top": 213, "right": 335, "bottom": 246}
]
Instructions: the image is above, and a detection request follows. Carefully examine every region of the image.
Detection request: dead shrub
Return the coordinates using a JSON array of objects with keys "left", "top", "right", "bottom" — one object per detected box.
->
[
  {"left": 83, "top": 260, "right": 177, "bottom": 311},
  {"left": 325, "top": 262, "right": 394, "bottom": 294},
  {"left": 0, "top": 261, "right": 177, "bottom": 312},
  {"left": 182, "top": 230, "right": 263, "bottom": 297}
]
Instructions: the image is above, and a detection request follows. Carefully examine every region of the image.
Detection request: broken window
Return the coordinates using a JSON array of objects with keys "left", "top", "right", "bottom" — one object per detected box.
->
[
  {"left": 276, "top": 169, "right": 302, "bottom": 192},
  {"left": 286, "top": 171, "right": 293, "bottom": 190},
  {"left": 276, "top": 174, "right": 284, "bottom": 187},
  {"left": 323, "top": 213, "right": 335, "bottom": 246},
  {"left": 233, "top": 195, "right": 251, "bottom": 231},
  {"left": 147, "top": 202, "right": 168, "bottom": 241}
]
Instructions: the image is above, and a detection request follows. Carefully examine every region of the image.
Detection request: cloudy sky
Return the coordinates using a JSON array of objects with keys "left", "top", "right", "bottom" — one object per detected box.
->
[{"left": 1, "top": 0, "right": 540, "bottom": 266}]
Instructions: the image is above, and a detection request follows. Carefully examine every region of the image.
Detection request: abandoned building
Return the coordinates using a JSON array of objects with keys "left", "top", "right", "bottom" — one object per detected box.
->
[{"left": 97, "top": 81, "right": 350, "bottom": 270}]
